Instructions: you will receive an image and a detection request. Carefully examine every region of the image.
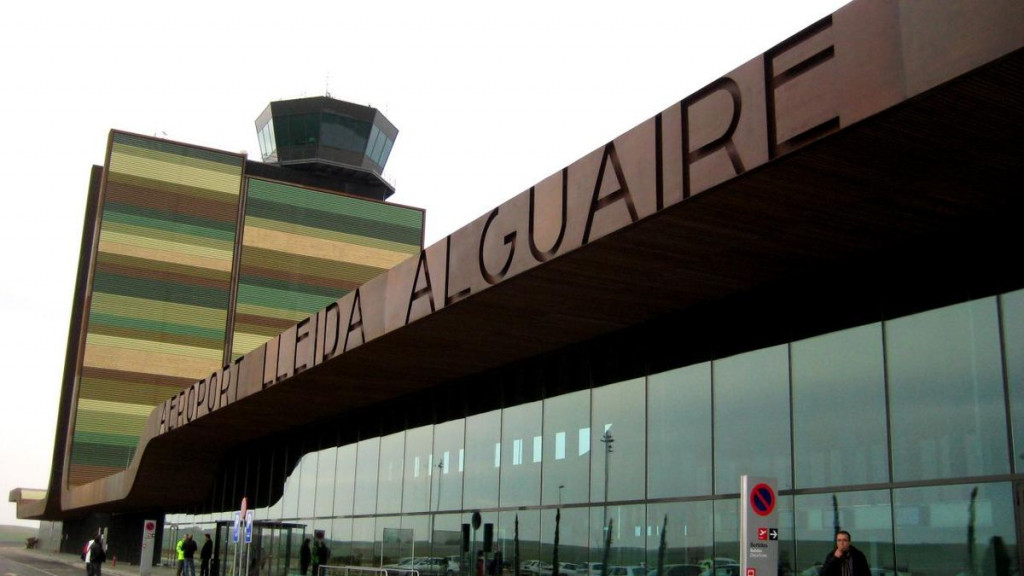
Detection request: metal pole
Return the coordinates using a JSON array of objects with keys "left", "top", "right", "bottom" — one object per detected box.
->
[{"left": 600, "top": 431, "right": 614, "bottom": 535}]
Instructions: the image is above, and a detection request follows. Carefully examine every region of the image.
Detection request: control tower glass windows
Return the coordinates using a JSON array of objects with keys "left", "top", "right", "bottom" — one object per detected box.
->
[
  {"left": 257, "top": 119, "right": 277, "bottom": 162},
  {"left": 285, "top": 113, "right": 320, "bottom": 146},
  {"left": 322, "top": 113, "right": 370, "bottom": 154},
  {"left": 366, "top": 124, "right": 395, "bottom": 168}
]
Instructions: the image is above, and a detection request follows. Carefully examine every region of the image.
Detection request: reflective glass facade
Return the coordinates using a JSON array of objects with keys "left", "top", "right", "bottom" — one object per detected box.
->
[{"left": 168, "top": 289, "right": 1024, "bottom": 576}]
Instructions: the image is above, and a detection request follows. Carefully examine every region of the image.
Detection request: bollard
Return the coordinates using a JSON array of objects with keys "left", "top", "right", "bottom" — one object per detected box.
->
[{"left": 113, "top": 555, "right": 117, "bottom": 567}]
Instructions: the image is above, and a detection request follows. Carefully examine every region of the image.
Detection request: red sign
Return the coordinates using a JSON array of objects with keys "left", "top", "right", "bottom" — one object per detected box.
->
[
  {"left": 747, "top": 569, "right": 756, "bottom": 576},
  {"left": 241, "top": 496, "right": 248, "bottom": 519},
  {"left": 750, "top": 483, "right": 776, "bottom": 516},
  {"left": 758, "top": 527, "right": 768, "bottom": 540}
]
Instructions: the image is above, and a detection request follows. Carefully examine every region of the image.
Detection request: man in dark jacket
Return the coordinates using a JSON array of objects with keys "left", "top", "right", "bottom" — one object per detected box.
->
[
  {"left": 820, "top": 531, "right": 871, "bottom": 576},
  {"left": 200, "top": 534, "right": 213, "bottom": 576},
  {"left": 182, "top": 534, "right": 199, "bottom": 576}
]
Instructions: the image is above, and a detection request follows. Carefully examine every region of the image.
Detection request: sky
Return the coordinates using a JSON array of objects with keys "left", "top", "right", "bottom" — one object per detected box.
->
[{"left": 0, "top": 0, "right": 851, "bottom": 528}]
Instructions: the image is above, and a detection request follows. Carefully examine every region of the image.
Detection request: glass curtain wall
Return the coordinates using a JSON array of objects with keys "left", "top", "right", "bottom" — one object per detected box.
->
[{"left": 168, "top": 289, "right": 1024, "bottom": 575}]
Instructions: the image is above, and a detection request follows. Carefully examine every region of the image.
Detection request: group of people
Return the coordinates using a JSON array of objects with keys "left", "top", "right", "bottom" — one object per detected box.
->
[
  {"left": 299, "top": 536, "right": 331, "bottom": 576},
  {"left": 175, "top": 533, "right": 214, "bottom": 576}
]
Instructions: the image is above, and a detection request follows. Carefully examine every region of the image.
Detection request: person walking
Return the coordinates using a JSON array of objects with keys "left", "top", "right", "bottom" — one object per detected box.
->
[
  {"left": 200, "top": 534, "right": 213, "bottom": 576},
  {"left": 83, "top": 538, "right": 95, "bottom": 576},
  {"left": 820, "top": 531, "right": 870, "bottom": 576},
  {"left": 88, "top": 533, "right": 107, "bottom": 576},
  {"left": 182, "top": 534, "right": 199, "bottom": 576}
]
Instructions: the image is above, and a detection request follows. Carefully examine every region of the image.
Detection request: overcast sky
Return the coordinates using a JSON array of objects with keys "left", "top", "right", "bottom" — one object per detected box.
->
[{"left": 0, "top": 0, "right": 851, "bottom": 528}]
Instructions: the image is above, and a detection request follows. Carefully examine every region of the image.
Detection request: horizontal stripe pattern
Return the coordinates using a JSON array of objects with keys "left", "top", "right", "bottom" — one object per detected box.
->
[
  {"left": 69, "top": 133, "right": 244, "bottom": 486},
  {"left": 231, "top": 178, "right": 423, "bottom": 358}
]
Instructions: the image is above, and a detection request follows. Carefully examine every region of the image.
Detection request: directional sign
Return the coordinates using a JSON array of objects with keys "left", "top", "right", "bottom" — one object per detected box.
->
[
  {"left": 244, "top": 510, "right": 255, "bottom": 544},
  {"left": 741, "top": 476, "right": 778, "bottom": 576},
  {"left": 232, "top": 511, "right": 241, "bottom": 543},
  {"left": 750, "top": 483, "right": 776, "bottom": 517}
]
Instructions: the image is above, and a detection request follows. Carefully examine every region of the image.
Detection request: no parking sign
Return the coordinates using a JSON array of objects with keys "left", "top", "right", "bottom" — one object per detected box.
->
[{"left": 740, "top": 476, "right": 778, "bottom": 576}]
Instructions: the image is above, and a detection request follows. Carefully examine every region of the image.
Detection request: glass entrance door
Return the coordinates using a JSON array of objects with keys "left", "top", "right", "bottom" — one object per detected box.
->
[{"left": 212, "top": 520, "right": 306, "bottom": 576}]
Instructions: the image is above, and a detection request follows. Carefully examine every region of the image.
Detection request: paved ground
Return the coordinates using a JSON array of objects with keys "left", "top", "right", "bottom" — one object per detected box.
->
[{"left": 0, "top": 545, "right": 177, "bottom": 576}]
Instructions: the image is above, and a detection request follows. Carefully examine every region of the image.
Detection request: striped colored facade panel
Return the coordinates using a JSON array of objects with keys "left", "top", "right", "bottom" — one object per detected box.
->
[
  {"left": 68, "top": 132, "right": 244, "bottom": 485},
  {"left": 231, "top": 178, "right": 423, "bottom": 357}
]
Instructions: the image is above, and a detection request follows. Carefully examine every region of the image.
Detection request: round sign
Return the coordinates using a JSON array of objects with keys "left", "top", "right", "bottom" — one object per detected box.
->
[
  {"left": 145, "top": 521, "right": 156, "bottom": 532},
  {"left": 750, "top": 483, "right": 776, "bottom": 516},
  {"left": 241, "top": 496, "right": 248, "bottom": 518}
]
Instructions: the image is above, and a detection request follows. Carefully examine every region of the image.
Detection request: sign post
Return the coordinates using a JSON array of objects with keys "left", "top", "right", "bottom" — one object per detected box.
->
[{"left": 740, "top": 476, "right": 778, "bottom": 576}]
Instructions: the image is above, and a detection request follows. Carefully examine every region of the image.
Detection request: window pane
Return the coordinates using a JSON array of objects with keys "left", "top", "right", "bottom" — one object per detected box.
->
[
  {"left": 334, "top": 444, "right": 356, "bottom": 517},
  {"left": 646, "top": 500, "right": 714, "bottom": 568},
  {"left": 315, "top": 445, "right": 337, "bottom": 517},
  {"left": 714, "top": 345, "right": 792, "bottom": 493},
  {"left": 352, "top": 518, "right": 375, "bottom": 567},
  {"left": 403, "top": 425, "right": 434, "bottom": 513},
  {"left": 893, "top": 483, "right": 1017, "bottom": 576},
  {"left": 465, "top": 410, "right": 501, "bottom": 509},
  {"left": 648, "top": 363, "right": 712, "bottom": 498},
  {"left": 886, "top": 298, "right": 1009, "bottom": 482},
  {"left": 590, "top": 504, "right": 646, "bottom": 567},
  {"left": 1002, "top": 289, "right": 1024, "bottom": 466},
  {"left": 501, "top": 401, "right": 542, "bottom": 507},
  {"left": 433, "top": 419, "right": 465, "bottom": 512},
  {"left": 591, "top": 378, "right": 646, "bottom": 503},
  {"left": 541, "top": 507, "right": 588, "bottom": 563},
  {"left": 354, "top": 438, "right": 380, "bottom": 515},
  {"left": 378, "top": 432, "right": 405, "bottom": 514},
  {"left": 793, "top": 490, "right": 894, "bottom": 576},
  {"left": 297, "top": 449, "right": 318, "bottom": 518},
  {"left": 792, "top": 324, "right": 889, "bottom": 488},
  {"left": 281, "top": 459, "right": 302, "bottom": 519},
  {"left": 543, "top": 390, "right": 591, "bottom": 506}
]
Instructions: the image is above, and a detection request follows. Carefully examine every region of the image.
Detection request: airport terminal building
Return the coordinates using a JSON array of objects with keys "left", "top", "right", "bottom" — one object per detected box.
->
[{"left": 12, "top": 3, "right": 1024, "bottom": 576}]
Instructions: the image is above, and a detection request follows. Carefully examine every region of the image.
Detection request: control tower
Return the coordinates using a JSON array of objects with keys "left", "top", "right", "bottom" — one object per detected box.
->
[{"left": 255, "top": 96, "right": 397, "bottom": 200}]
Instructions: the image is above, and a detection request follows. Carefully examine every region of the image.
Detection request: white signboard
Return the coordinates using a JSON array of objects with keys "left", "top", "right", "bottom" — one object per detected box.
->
[
  {"left": 140, "top": 519, "right": 158, "bottom": 576},
  {"left": 740, "top": 476, "right": 778, "bottom": 576}
]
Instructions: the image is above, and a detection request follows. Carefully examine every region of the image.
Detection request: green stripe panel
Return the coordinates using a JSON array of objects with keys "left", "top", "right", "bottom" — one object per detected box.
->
[
  {"left": 247, "top": 178, "right": 423, "bottom": 245},
  {"left": 231, "top": 178, "right": 424, "bottom": 357},
  {"left": 69, "top": 133, "right": 244, "bottom": 486}
]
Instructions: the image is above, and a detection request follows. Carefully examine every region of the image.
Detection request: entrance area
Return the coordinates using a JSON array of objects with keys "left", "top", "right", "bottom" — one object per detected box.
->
[{"left": 213, "top": 520, "right": 306, "bottom": 576}]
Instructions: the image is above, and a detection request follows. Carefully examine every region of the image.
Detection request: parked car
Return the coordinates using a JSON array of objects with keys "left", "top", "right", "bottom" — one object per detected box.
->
[
  {"left": 543, "top": 563, "right": 583, "bottom": 576},
  {"left": 608, "top": 566, "right": 648, "bottom": 576},
  {"left": 650, "top": 565, "right": 703, "bottom": 576},
  {"left": 583, "top": 563, "right": 604, "bottom": 576},
  {"left": 522, "top": 561, "right": 555, "bottom": 575},
  {"left": 701, "top": 565, "right": 740, "bottom": 576}
]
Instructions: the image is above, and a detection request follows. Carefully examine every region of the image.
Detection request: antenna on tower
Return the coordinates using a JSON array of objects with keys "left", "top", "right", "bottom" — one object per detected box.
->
[{"left": 325, "top": 74, "right": 331, "bottom": 99}]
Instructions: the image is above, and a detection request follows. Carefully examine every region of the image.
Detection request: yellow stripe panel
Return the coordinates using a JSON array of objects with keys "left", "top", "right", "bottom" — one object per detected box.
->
[
  {"left": 86, "top": 334, "right": 222, "bottom": 360},
  {"left": 246, "top": 216, "right": 421, "bottom": 254},
  {"left": 110, "top": 150, "right": 242, "bottom": 195},
  {"left": 243, "top": 226, "right": 411, "bottom": 268},
  {"left": 90, "top": 293, "right": 228, "bottom": 330},
  {"left": 99, "top": 231, "right": 234, "bottom": 266},
  {"left": 83, "top": 343, "right": 221, "bottom": 380},
  {"left": 74, "top": 409, "right": 150, "bottom": 436},
  {"left": 79, "top": 398, "right": 154, "bottom": 417},
  {"left": 233, "top": 332, "right": 276, "bottom": 355}
]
